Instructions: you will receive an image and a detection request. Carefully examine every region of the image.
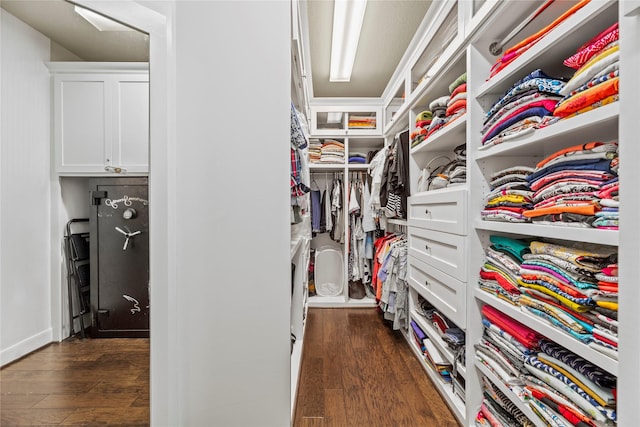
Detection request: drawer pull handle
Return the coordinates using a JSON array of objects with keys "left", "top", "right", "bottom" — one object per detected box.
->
[
  {"left": 425, "top": 245, "right": 430, "bottom": 250},
  {"left": 425, "top": 209, "right": 430, "bottom": 215},
  {"left": 425, "top": 280, "right": 430, "bottom": 287}
]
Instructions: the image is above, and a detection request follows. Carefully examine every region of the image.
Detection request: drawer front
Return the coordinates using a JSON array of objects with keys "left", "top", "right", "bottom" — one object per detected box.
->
[
  {"left": 408, "top": 188, "right": 467, "bottom": 235},
  {"left": 408, "top": 227, "right": 466, "bottom": 282},
  {"left": 409, "top": 255, "right": 466, "bottom": 328}
]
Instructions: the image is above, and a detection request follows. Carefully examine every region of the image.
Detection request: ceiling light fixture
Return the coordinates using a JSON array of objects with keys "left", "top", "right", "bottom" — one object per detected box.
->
[
  {"left": 74, "top": 6, "right": 134, "bottom": 32},
  {"left": 329, "top": 0, "right": 368, "bottom": 82}
]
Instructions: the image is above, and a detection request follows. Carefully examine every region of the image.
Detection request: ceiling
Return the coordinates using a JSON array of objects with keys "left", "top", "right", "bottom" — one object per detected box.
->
[
  {"left": 2, "top": 0, "right": 429, "bottom": 98},
  {"left": 305, "top": 0, "right": 432, "bottom": 98},
  {"left": 0, "top": 0, "right": 149, "bottom": 62}
]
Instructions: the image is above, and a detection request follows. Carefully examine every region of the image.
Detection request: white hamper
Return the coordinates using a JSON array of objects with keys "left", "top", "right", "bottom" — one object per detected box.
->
[{"left": 314, "top": 247, "right": 344, "bottom": 297}]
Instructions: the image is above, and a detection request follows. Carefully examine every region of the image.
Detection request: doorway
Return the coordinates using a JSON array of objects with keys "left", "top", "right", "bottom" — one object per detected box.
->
[{"left": 1, "top": 0, "right": 173, "bottom": 424}]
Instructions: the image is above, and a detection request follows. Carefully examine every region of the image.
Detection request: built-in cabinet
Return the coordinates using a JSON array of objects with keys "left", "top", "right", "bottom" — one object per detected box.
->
[
  {"left": 310, "top": 105, "right": 382, "bottom": 136},
  {"left": 48, "top": 63, "right": 149, "bottom": 176}
]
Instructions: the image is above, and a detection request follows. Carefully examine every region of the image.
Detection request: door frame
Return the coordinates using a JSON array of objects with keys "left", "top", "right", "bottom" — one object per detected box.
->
[{"left": 48, "top": 2, "right": 177, "bottom": 425}]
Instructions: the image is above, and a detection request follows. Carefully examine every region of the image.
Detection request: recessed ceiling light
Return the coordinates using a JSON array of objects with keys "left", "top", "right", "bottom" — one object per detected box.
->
[
  {"left": 74, "top": 5, "right": 134, "bottom": 32},
  {"left": 329, "top": 0, "right": 368, "bottom": 82}
]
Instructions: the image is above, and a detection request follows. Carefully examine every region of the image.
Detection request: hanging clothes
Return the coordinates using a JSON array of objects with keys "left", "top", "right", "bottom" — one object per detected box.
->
[{"left": 372, "top": 232, "right": 408, "bottom": 330}]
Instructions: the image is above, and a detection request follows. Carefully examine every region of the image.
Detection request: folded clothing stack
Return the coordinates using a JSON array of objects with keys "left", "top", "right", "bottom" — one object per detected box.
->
[
  {"left": 481, "top": 69, "right": 565, "bottom": 149},
  {"left": 482, "top": 166, "right": 535, "bottom": 223},
  {"left": 348, "top": 152, "right": 367, "bottom": 164},
  {"left": 427, "top": 96, "right": 450, "bottom": 138},
  {"left": 447, "top": 143, "right": 467, "bottom": 186},
  {"left": 410, "top": 110, "right": 432, "bottom": 148},
  {"left": 476, "top": 302, "right": 618, "bottom": 426},
  {"left": 348, "top": 115, "right": 376, "bottom": 129},
  {"left": 555, "top": 23, "right": 620, "bottom": 119},
  {"left": 446, "top": 72, "right": 467, "bottom": 122},
  {"left": 523, "top": 142, "right": 618, "bottom": 228},
  {"left": 319, "top": 139, "right": 345, "bottom": 164},
  {"left": 477, "top": 235, "right": 528, "bottom": 306},
  {"left": 308, "top": 138, "right": 322, "bottom": 163},
  {"left": 594, "top": 177, "right": 618, "bottom": 229}
]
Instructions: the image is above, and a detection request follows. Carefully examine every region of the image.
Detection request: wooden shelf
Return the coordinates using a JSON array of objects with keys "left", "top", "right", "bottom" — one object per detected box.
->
[
  {"left": 474, "top": 219, "right": 618, "bottom": 247},
  {"left": 476, "top": 103, "right": 619, "bottom": 159},
  {"left": 309, "top": 163, "right": 345, "bottom": 171},
  {"left": 474, "top": 289, "right": 618, "bottom": 376}
]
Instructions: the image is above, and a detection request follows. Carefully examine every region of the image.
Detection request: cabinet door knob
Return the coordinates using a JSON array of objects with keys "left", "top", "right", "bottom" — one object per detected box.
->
[{"left": 104, "top": 165, "right": 126, "bottom": 174}]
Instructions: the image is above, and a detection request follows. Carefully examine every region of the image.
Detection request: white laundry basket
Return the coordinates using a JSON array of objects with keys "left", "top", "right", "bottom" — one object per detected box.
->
[{"left": 314, "top": 247, "right": 344, "bottom": 297}]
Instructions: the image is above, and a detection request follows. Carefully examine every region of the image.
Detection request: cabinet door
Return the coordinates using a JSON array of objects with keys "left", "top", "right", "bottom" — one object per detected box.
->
[
  {"left": 112, "top": 76, "right": 149, "bottom": 173},
  {"left": 55, "top": 76, "right": 109, "bottom": 174}
]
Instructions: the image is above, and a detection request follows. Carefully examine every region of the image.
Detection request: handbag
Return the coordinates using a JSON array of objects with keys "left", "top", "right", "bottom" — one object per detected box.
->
[
  {"left": 417, "top": 155, "right": 452, "bottom": 192},
  {"left": 348, "top": 280, "right": 366, "bottom": 299}
]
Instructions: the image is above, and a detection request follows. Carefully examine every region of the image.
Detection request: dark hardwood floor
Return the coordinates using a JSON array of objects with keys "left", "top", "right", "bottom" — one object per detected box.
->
[
  {"left": 2, "top": 309, "right": 458, "bottom": 426},
  {"left": 0, "top": 338, "right": 149, "bottom": 426},
  {"left": 293, "top": 308, "right": 459, "bottom": 427}
]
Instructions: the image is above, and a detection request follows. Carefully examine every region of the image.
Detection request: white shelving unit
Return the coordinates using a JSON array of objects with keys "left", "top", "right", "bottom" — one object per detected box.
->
[
  {"left": 293, "top": 0, "right": 636, "bottom": 424},
  {"left": 379, "top": 0, "right": 625, "bottom": 425},
  {"left": 466, "top": 1, "right": 621, "bottom": 426},
  {"left": 307, "top": 131, "right": 385, "bottom": 308}
]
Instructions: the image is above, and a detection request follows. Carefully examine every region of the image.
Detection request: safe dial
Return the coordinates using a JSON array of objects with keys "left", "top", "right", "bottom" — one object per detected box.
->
[{"left": 123, "top": 208, "right": 137, "bottom": 220}]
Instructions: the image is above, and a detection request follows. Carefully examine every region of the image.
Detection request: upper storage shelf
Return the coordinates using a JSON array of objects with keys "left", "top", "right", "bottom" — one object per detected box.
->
[
  {"left": 310, "top": 106, "right": 383, "bottom": 136},
  {"left": 474, "top": 0, "right": 618, "bottom": 101}
]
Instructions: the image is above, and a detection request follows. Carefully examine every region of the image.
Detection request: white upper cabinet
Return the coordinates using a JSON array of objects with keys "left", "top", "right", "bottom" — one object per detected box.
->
[{"left": 49, "top": 63, "right": 149, "bottom": 175}]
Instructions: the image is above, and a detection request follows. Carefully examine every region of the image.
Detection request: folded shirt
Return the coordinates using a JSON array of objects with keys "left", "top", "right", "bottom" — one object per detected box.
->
[
  {"left": 564, "top": 23, "right": 619, "bottom": 70},
  {"left": 554, "top": 77, "right": 619, "bottom": 118},
  {"left": 560, "top": 44, "right": 619, "bottom": 96}
]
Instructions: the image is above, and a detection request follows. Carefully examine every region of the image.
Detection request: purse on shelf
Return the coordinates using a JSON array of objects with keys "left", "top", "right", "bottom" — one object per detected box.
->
[{"left": 417, "top": 154, "right": 453, "bottom": 192}]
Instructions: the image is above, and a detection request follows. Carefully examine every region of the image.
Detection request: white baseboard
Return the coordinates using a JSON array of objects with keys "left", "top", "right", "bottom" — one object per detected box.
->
[{"left": 0, "top": 328, "right": 53, "bottom": 367}]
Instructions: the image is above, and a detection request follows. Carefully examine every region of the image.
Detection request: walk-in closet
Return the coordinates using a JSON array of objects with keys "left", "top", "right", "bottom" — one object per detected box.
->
[
  {"left": 292, "top": 0, "right": 635, "bottom": 426},
  {"left": 2, "top": 0, "right": 639, "bottom": 426}
]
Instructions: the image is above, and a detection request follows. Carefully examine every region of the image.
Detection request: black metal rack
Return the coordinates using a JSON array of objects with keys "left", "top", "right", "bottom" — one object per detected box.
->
[{"left": 64, "top": 218, "right": 90, "bottom": 338}]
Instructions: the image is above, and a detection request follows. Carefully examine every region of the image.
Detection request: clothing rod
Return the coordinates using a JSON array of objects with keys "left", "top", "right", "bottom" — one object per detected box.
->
[{"left": 489, "top": 0, "right": 553, "bottom": 56}]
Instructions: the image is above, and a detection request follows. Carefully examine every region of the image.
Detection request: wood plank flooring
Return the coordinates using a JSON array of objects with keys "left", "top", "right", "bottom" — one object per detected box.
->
[
  {"left": 293, "top": 308, "right": 460, "bottom": 427},
  {"left": 1, "top": 338, "right": 149, "bottom": 426},
  {"left": 2, "top": 309, "right": 458, "bottom": 426}
]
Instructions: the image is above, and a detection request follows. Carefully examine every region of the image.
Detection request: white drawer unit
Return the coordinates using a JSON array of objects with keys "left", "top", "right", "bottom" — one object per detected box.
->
[
  {"left": 408, "top": 227, "right": 466, "bottom": 282},
  {"left": 408, "top": 187, "right": 467, "bottom": 235},
  {"left": 408, "top": 254, "right": 466, "bottom": 328}
]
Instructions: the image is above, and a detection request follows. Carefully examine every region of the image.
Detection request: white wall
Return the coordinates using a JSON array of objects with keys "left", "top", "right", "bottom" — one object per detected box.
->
[
  {"left": 172, "top": 2, "right": 291, "bottom": 425},
  {"left": 0, "top": 10, "right": 53, "bottom": 365},
  {"left": 57, "top": 177, "right": 92, "bottom": 338}
]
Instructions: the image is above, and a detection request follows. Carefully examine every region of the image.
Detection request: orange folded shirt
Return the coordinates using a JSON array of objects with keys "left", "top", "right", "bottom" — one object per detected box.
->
[
  {"left": 523, "top": 204, "right": 598, "bottom": 218},
  {"left": 554, "top": 77, "right": 619, "bottom": 118},
  {"left": 490, "top": 0, "right": 591, "bottom": 78},
  {"left": 536, "top": 141, "right": 604, "bottom": 169}
]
